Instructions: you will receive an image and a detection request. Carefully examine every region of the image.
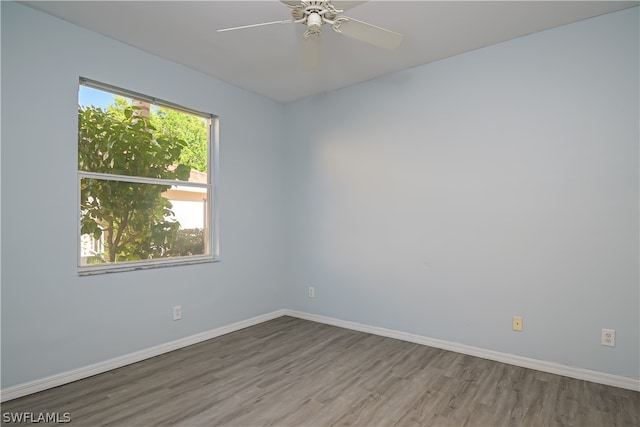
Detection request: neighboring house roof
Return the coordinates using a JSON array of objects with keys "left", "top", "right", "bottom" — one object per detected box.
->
[
  {"left": 187, "top": 169, "right": 207, "bottom": 184},
  {"left": 167, "top": 165, "right": 208, "bottom": 184}
]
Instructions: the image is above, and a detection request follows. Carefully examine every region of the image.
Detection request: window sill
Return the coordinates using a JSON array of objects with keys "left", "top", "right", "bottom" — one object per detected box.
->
[{"left": 78, "top": 256, "right": 219, "bottom": 276}]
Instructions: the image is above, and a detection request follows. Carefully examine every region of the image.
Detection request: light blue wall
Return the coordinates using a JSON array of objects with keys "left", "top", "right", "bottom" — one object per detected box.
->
[
  {"left": 284, "top": 7, "right": 639, "bottom": 379},
  {"left": 1, "top": 2, "right": 289, "bottom": 388}
]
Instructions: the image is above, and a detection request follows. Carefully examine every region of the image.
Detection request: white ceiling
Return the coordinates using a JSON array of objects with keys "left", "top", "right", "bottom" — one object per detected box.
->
[{"left": 23, "top": 0, "right": 638, "bottom": 103}]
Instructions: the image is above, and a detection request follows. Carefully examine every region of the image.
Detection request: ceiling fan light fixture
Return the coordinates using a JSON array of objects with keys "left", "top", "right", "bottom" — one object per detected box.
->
[{"left": 307, "top": 12, "right": 322, "bottom": 30}]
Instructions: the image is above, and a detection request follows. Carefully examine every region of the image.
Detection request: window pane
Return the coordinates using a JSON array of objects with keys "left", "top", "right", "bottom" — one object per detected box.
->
[
  {"left": 80, "top": 178, "right": 209, "bottom": 265},
  {"left": 78, "top": 85, "right": 209, "bottom": 181}
]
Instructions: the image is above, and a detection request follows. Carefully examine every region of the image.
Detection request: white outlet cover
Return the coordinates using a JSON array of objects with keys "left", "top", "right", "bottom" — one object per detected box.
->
[{"left": 601, "top": 328, "right": 615, "bottom": 347}]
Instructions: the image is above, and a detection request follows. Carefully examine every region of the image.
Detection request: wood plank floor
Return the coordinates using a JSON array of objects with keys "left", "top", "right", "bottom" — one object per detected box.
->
[{"left": 2, "top": 316, "right": 638, "bottom": 426}]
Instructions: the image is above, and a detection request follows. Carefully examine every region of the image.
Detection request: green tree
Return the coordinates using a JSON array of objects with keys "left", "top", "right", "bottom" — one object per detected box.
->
[
  {"left": 151, "top": 108, "right": 208, "bottom": 172},
  {"left": 79, "top": 105, "right": 191, "bottom": 263},
  {"left": 108, "top": 97, "right": 208, "bottom": 172},
  {"left": 170, "top": 228, "right": 205, "bottom": 256},
  {"left": 107, "top": 96, "right": 131, "bottom": 120}
]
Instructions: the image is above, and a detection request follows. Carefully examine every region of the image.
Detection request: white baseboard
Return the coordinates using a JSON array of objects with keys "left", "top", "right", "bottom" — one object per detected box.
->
[
  {"left": 0, "top": 309, "right": 287, "bottom": 402},
  {"left": 3, "top": 307, "right": 638, "bottom": 402},
  {"left": 282, "top": 309, "right": 640, "bottom": 392}
]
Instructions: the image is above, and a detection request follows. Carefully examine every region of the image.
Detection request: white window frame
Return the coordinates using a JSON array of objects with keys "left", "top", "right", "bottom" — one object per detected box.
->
[{"left": 77, "top": 78, "right": 220, "bottom": 276}]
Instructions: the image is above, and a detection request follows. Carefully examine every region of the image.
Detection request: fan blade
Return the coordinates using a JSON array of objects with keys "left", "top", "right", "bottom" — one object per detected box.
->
[
  {"left": 217, "top": 20, "right": 293, "bottom": 32},
  {"left": 335, "top": 17, "right": 403, "bottom": 49},
  {"left": 332, "top": 1, "right": 368, "bottom": 12},
  {"left": 302, "top": 33, "right": 321, "bottom": 71}
]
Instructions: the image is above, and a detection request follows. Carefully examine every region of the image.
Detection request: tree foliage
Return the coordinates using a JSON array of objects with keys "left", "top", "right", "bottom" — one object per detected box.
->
[
  {"left": 108, "top": 96, "right": 208, "bottom": 172},
  {"left": 151, "top": 108, "right": 208, "bottom": 172},
  {"left": 79, "top": 105, "right": 191, "bottom": 263},
  {"left": 171, "top": 228, "right": 205, "bottom": 256}
]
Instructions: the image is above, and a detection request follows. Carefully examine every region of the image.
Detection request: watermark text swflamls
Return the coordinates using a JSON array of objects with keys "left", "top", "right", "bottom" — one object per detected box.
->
[{"left": 2, "top": 412, "right": 71, "bottom": 423}]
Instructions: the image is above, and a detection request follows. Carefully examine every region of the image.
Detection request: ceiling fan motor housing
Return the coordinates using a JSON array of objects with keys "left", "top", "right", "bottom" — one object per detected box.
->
[{"left": 290, "top": 1, "right": 340, "bottom": 26}]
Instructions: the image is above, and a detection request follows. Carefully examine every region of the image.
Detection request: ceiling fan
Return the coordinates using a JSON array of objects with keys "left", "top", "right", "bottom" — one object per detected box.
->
[{"left": 217, "top": 0, "right": 403, "bottom": 70}]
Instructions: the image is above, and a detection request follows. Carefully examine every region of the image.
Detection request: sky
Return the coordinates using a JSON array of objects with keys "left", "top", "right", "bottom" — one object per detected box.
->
[{"left": 78, "top": 86, "right": 118, "bottom": 109}]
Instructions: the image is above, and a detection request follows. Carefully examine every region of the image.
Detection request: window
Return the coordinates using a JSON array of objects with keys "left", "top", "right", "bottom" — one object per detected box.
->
[{"left": 78, "top": 78, "right": 219, "bottom": 275}]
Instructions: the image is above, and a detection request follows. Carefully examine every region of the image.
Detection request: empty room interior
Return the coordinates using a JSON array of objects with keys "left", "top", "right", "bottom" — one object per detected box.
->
[{"left": 1, "top": 0, "right": 639, "bottom": 425}]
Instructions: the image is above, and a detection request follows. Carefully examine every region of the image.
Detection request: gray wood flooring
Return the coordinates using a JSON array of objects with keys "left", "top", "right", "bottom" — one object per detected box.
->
[{"left": 2, "top": 316, "right": 638, "bottom": 426}]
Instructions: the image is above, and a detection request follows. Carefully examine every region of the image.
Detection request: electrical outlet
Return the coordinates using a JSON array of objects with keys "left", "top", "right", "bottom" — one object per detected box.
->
[
  {"left": 308, "top": 287, "right": 315, "bottom": 298},
  {"left": 512, "top": 316, "right": 523, "bottom": 332},
  {"left": 173, "top": 305, "right": 182, "bottom": 321},
  {"left": 601, "top": 329, "right": 615, "bottom": 347}
]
